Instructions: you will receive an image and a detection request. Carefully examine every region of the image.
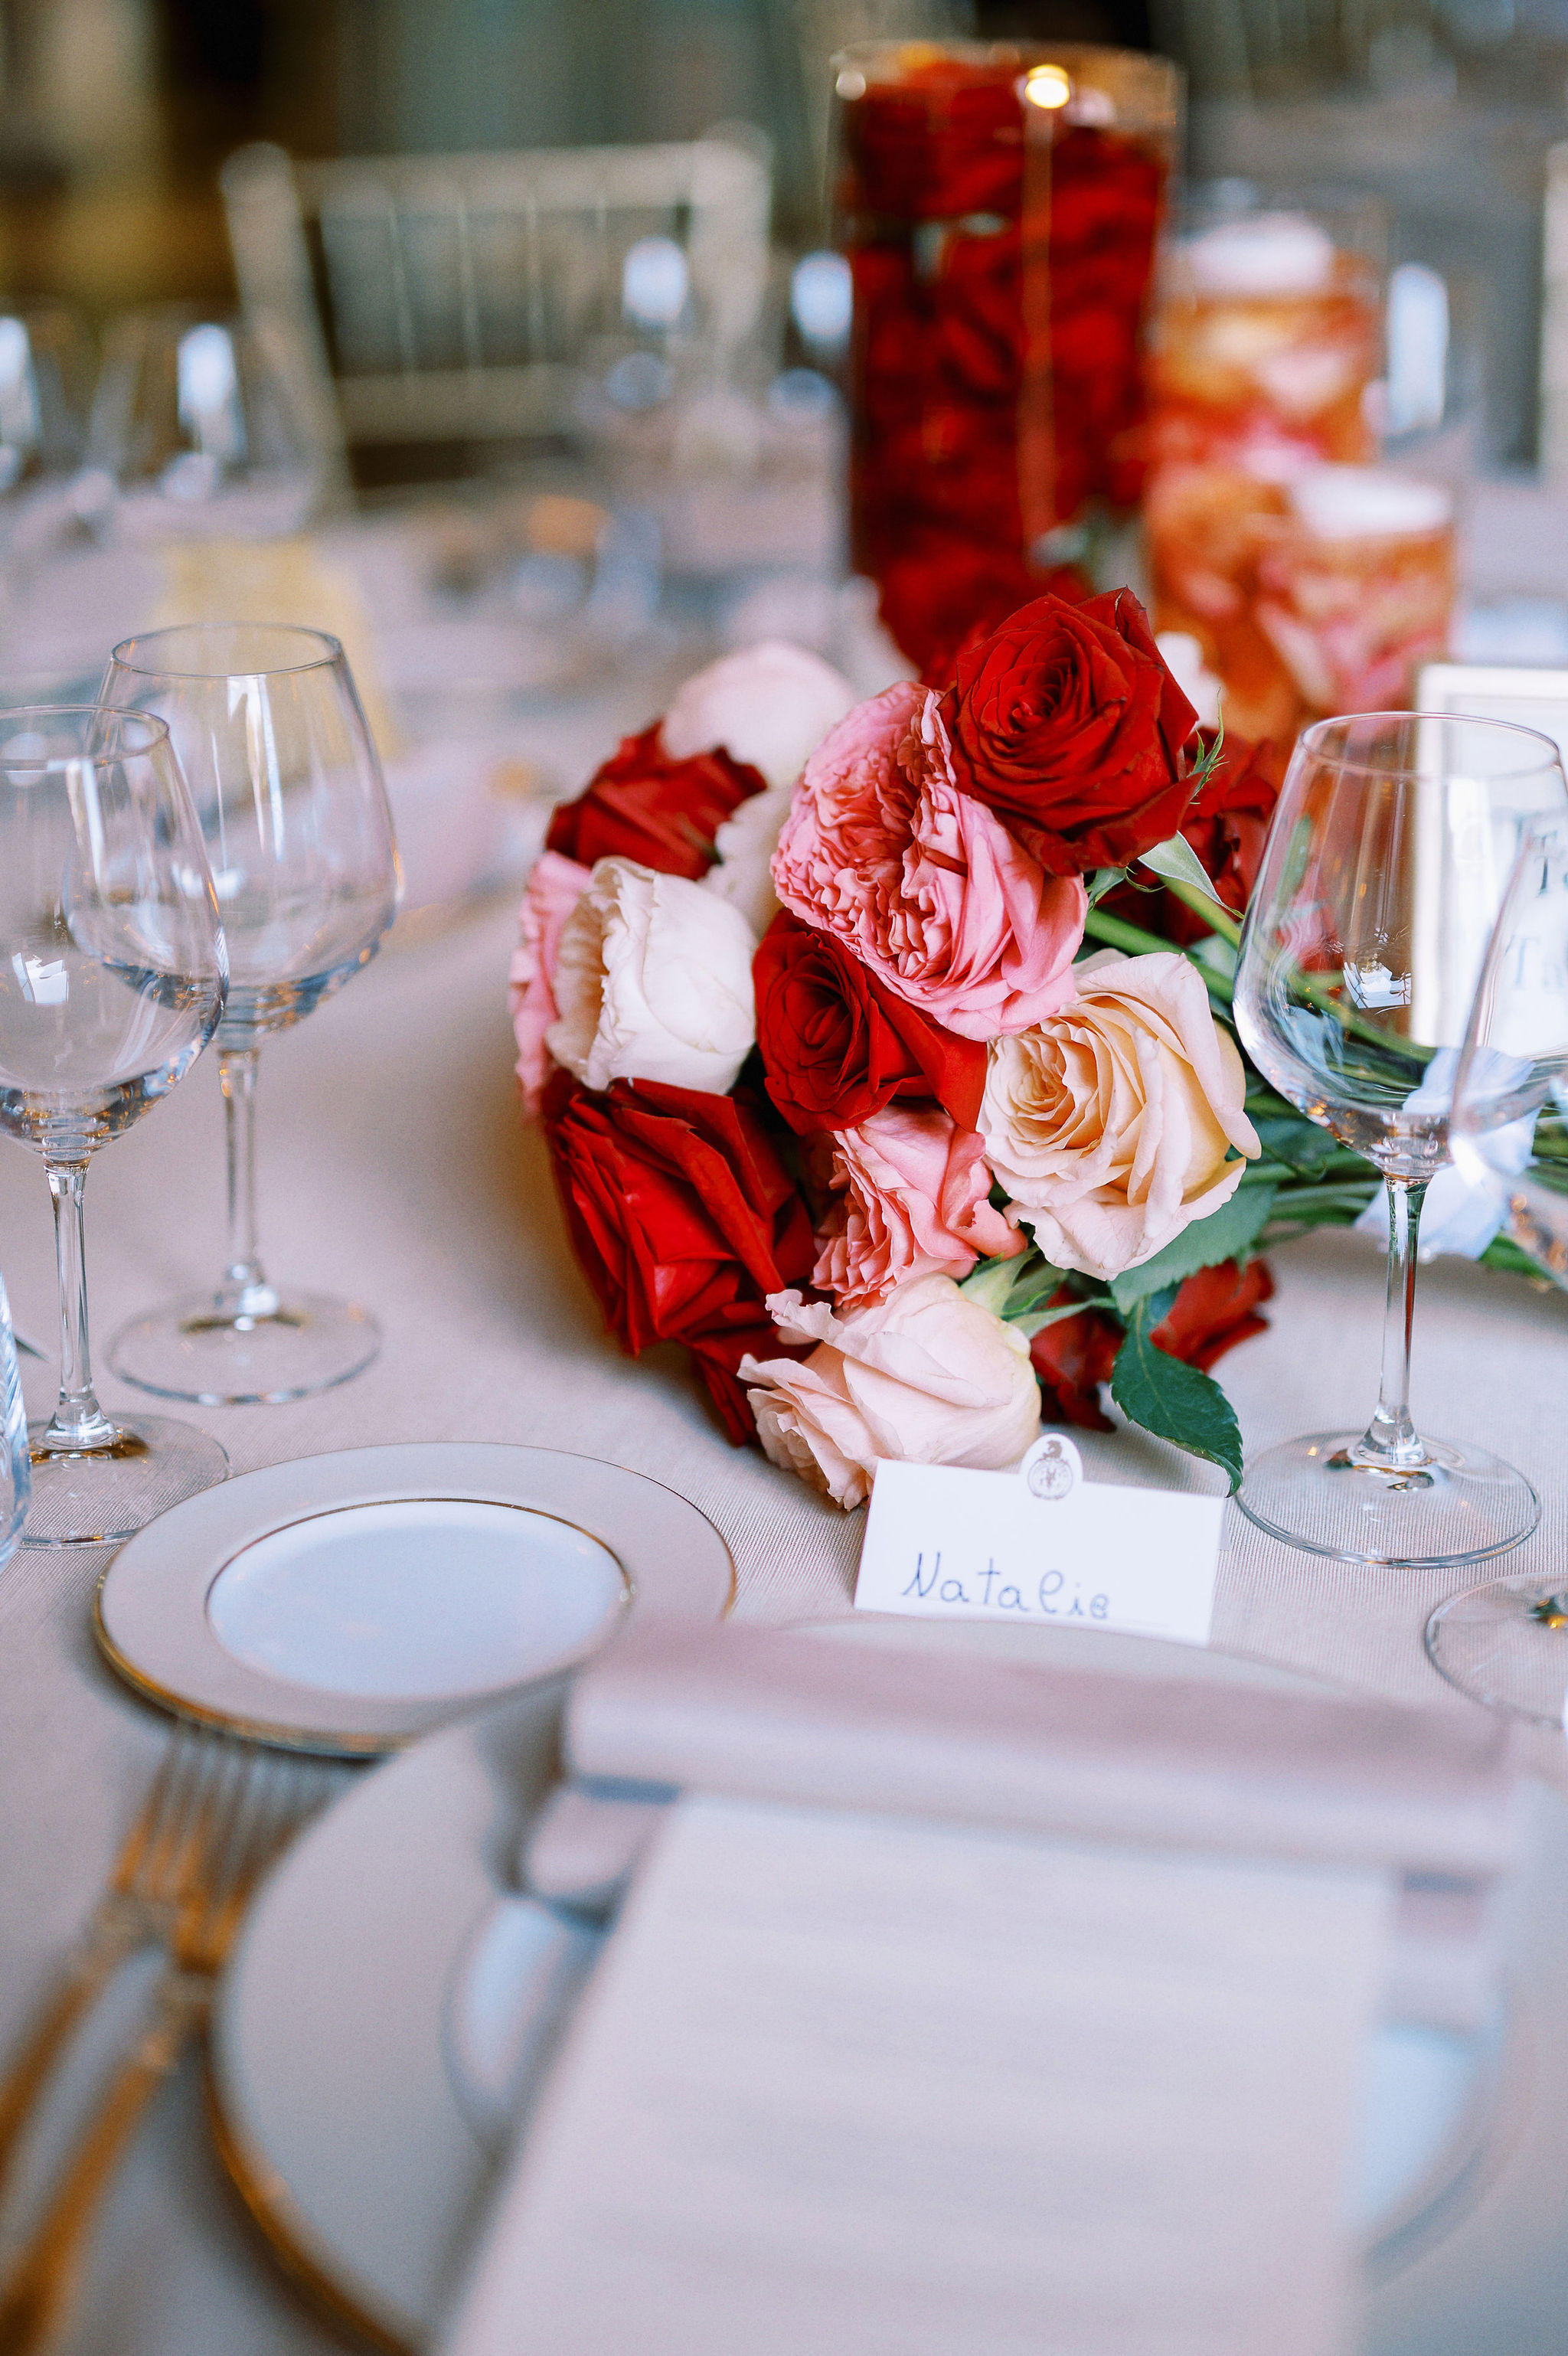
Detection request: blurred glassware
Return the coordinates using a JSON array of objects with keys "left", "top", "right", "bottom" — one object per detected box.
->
[
  {"left": 0, "top": 1262, "right": 30, "bottom": 1564},
  {"left": 0, "top": 706, "right": 229, "bottom": 1547},
  {"left": 1426, "top": 814, "right": 1568, "bottom": 1715},
  {"left": 1148, "top": 188, "right": 1384, "bottom": 477},
  {"left": 1233, "top": 709, "right": 1568, "bottom": 1566},
  {"left": 102, "top": 626, "right": 400, "bottom": 1407},
  {"left": 1148, "top": 463, "right": 1455, "bottom": 742},
  {"left": 83, "top": 307, "right": 328, "bottom": 546},
  {"left": 0, "top": 305, "right": 99, "bottom": 635}
]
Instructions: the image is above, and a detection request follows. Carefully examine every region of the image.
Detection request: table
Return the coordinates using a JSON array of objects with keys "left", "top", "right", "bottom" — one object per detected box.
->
[{"left": 3, "top": 882, "right": 1568, "bottom": 2354}]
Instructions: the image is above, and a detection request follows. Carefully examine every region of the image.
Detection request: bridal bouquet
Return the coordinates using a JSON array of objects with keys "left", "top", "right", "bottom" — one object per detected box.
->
[{"left": 512, "top": 591, "right": 1428, "bottom": 1506}]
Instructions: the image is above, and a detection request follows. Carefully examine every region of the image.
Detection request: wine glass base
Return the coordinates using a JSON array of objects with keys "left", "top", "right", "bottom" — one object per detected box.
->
[
  {"left": 1235, "top": 1430, "right": 1540, "bottom": 1568},
  {"left": 109, "top": 1291, "right": 382, "bottom": 1407},
  {"left": 1426, "top": 1579, "right": 1568, "bottom": 1723},
  {"left": 23, "top": 1415, "right": 229, "bottom": 1548}
]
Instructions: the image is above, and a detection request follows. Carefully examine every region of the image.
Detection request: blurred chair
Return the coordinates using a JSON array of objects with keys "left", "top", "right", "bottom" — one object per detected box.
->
[{"left": 220, "top": 136, "right": 773, "bottom": 459}]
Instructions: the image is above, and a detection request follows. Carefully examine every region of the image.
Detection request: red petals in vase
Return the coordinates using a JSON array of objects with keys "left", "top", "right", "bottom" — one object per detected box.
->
[
  {"left": 541, "top": 1072, "right": 815, "bottom": 1443},
  {"left": 545, "top": 723, "right": 766, "bottom": 882}
]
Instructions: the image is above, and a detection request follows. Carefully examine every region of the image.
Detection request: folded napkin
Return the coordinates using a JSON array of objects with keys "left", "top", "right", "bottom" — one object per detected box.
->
[{"left": 561, "top": 1618, "right": 1519, "bottom": 1880}]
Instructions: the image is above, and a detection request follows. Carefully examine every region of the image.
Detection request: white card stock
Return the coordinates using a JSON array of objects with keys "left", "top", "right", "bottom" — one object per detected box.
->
[{"left": 854, "top": 1437, "right": 1222, "bottom": 1646}]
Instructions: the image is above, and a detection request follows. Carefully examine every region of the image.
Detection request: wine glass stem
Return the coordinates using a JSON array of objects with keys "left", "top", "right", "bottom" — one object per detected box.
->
[
  {"left": 1357, "top": 1175, "right": 1430, "bottom": 1468},
  {"left": 41, "top": 1163, "right": 115, "bottom": 1452},
  {"left": 218, "top": 1047, "right": 279, "bottom": 1321}
]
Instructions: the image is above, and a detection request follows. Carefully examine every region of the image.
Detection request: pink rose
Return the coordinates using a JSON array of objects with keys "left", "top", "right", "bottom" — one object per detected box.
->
[
  {"left": 509, "top": 850, "right": 592, "bottom": 1117},
  {"left": 814, "top": 1104, "right": 1024, "bottom": 1309},
  {"left": 740, "top": 1276, "right": 1043, "bottom": 1510},
  {"left": 770, "top": 682, "right": 1086, "bottom": 1043}
]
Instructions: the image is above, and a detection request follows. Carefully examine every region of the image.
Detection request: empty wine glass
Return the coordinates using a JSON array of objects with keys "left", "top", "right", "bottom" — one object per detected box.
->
[
  {"left": 1233, "top": 710, "right": 1568, "bottom": 1566},
  {"left": 0, "top": 707, "right": 228, "bottom": 1546},
  {"left": 103, "top": 625, "right": 400, "bottom": 1404},
  {"left": 0, "top": 1262, "right": 30, "bottom": 1563},
  {"left": 1425, "top": 816, "right": 1568, "bottom": 1716},
  {"left": 83, "top": 307, "right": 328, "bottom": 545}
]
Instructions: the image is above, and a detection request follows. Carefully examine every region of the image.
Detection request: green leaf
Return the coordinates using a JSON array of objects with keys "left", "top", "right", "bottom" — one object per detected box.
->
[
  {"left": 1107, "top": 1184, "right": 1277, "bottom": 1315},
  {"left": 1086, "top": 864, "right": 1130, "bottom": 907},
  {"left": 1011, "top": 1297, "right": 1103, "bottom": 1341},
  {"left": 957, "top": 1253, "right": 1024, "bottom": 1314},
  {"left": 1136, "top": 829, "right": 1225, "bottom": 905},
  {"left": 1110, "top": 1293, "right": 1244, "bottom": 1490},
  {"left": 1250, "top": 1112, "right": 1339, "bottom": 1178}
]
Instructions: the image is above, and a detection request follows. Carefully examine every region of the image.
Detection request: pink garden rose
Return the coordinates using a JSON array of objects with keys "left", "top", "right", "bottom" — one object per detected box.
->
[
  {"left": 770, "top": 682, "right": 1086, "bottom": 1043},
  {"left": 814, "top": 1105, "right": 1024, "bottom": 1309},
  {"left": 509, "top": 850, "right": 592, "bottom": 1116}
]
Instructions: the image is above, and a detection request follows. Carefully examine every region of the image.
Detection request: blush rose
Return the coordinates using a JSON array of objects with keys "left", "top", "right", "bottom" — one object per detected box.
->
[
  {"left": 740, "top": 1275, "right": 1042, "bottom": 1509},
  {"left": 981, "top": 948, "right": 1259, "bottom": 1281},
  {"left": 508, "top": 849, "right": 591, "bottom": 1118}
]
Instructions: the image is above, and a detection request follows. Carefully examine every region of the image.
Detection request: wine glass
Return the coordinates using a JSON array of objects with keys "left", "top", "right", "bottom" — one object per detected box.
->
[
  {"left": 0, "top": 1261, "right": 30, "bottom": 1563},
  {"left": 83, "top": 308, "right": 327, "bottom": 545},
  {"left": 102, "top": 625, "right": 400, "bottom": 1405},
  {"left": 1425, "top": 816, "right": 1568, "bottom": 1716},
  {"left": 1233, "top": 710, "right": 1568, "bottom": 1567},
  {"left": 0, "top": 707, "right": 228, "bottom": 1546}
]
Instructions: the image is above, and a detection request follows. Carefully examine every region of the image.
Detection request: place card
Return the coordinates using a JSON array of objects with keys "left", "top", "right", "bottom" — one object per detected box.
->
[{"left": 854, "top": 1437, "right": 1221, "bottom": 1646}]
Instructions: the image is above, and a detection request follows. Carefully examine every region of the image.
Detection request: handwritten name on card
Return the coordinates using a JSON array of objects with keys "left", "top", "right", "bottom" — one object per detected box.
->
[{"left": 854, "top": 1437, "right": 1221, "bottom": 1647}]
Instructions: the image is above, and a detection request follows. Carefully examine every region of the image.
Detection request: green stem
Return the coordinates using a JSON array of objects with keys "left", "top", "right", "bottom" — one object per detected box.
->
[
  {"left": 1165, "top": 877, "right": 1242, "bottom": 945},
  {"left": 1082, "top": 907, "right": 1236, "bottom": 1004}
]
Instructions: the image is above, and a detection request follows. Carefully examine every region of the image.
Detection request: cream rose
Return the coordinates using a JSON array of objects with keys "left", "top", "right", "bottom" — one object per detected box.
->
[
  {"left": 982, "top": 948, "right": 1259, "bottom": 1282},
  {"left": 662, "top": 639, "right": 856, "bottom": 791},
  {"left": 740, "top": 1275, "right": 1041, "bottom": 1510},
  {"left": 547, "top": 856, "right": 756, "bottom": 1095}
]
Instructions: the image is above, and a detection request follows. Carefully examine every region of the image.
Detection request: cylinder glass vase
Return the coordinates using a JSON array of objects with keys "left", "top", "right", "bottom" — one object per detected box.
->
[{"left": 833, "top": 40, "right": 1181, "bottom": 613}]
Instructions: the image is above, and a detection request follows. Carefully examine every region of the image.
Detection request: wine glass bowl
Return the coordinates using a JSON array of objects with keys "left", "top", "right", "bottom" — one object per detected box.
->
[
  {"left": 1233, "top": 710, "right": 1568, "bottom": 1566},
  {"left": 0, "top": 706, "right": 229, "bottom": 1545},
  {"left": 101, "top": 624, "right": 400, "bottom": 1406}
]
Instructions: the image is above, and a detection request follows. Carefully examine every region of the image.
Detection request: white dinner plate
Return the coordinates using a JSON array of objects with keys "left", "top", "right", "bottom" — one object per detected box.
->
[
  {"left": 211, "top": 1615, "right": 1516, "bottom": 2351},
  {"left": 94, "top": 1443, "right": 733, "bottom": 1755}
]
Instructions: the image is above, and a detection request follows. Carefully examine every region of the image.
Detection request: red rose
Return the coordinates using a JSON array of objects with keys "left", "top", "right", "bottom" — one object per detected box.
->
[
  {"left": 541, "top": 1070, "right": 814, "bottom": 1443},
  {"left": 876, "top": 538, "right": 1091, "bottom": 685},
  {"left": 1030, "top": 1292, "right": 1121, "bottom": 1432},
  {"left": 544, "top": 724, "right": 765, "bottom": 882},
  {"left": 1030, "top": 1256, "right": 1273, "bottom": 1430},
  {"left": 942, "top": 588, "right": 1198, "bottom": 874},
  {"left": 1152, "top": 1257, "right": 1275, "bottom": 1371},
  {"left": 753, "top": 910, "right": 987, "bottom": 1136}
]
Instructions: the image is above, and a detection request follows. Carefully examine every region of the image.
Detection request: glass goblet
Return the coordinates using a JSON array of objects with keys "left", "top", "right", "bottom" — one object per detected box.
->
[
  {"left": 103, "top": 625, "right": 400, "bottom": 1405},
  {"left": 0, "top": 1261, "right": 30, "bottom": 1563},
  {"left": 1233, "top": 710, "right": 1568, "bottom": 1567},
  {"left": 0, "top": 707, "right": 228, "bottom": 1546},
  {"left": 1425, "top": 817, "right": 1568, "bottom": 1717}
]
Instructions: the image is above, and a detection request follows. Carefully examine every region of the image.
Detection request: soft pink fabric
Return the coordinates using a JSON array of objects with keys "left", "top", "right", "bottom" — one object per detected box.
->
[
  {"left": 509, "top": 850, "right": 592, "bottom": 1116},
  {"left": 813, "top": 1105, "right": 1024, "bottom": 1309},
  {"left": 770, "top": 683, "right": 1086, "bottom": 1042}
]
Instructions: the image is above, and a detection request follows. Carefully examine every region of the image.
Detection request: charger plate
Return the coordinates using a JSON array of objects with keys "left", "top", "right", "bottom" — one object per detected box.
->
[
  {"left": 211, "top": 1616, "right": 1517, "bottom": 2352},
  {"left": 94, "top": 1443, "right": 733, "bottom": 1756}
]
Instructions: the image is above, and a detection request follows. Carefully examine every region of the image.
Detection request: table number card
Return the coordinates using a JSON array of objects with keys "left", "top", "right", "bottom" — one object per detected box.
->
[{"left": 854, "top": 1437, "right": 1222, "bottom": 1646}]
